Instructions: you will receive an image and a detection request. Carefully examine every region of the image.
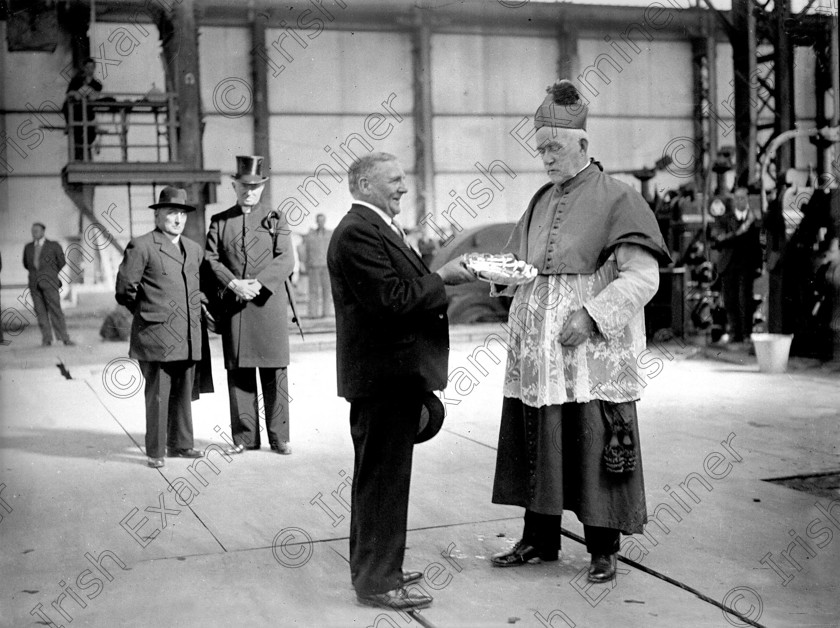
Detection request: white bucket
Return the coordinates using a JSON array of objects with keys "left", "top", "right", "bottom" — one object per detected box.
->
[{"left": 751, "top": 333, "right": 794, "bottom": 373}]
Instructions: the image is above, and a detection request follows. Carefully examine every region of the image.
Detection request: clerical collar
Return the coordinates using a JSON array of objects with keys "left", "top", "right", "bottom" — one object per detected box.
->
[
  {"left": 354, "top": 200, "right": 396, "bottom": 228},
  {"left": 556, "top": 159, "right": 596, "bottom": 191},
  {"left": 735, "top": 208, "right": 748, "bottom": 221}
]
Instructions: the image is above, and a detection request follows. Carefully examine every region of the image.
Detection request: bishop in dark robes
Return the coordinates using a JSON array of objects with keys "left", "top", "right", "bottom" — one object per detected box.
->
[{"left": 490, "top": 80, "right": 670, "bottom": 582}]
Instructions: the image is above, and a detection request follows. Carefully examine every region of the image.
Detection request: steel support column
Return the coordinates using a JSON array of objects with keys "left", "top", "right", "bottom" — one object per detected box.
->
[
  {"left": 160, "top": 0, "right": 207, "bottom": 243},
  {"left": 412, "top": 10, "right": 435, "bottom": 229},
  {"left": 732, "top": 0, "right": 758, "bottom": 188},
  {"left": 251, "top": 17, "right": 272, "bottom": 208}
]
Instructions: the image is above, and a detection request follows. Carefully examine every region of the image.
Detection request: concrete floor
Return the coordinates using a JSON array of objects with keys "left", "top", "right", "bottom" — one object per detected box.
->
[{"left": 1, "top": 315, "right": 839, "bottom": 627}]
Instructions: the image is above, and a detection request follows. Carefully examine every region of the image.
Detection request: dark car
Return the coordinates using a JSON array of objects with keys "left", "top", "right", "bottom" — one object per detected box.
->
[{"left": 429, "top": 222, "right": 516, "bottom": 324}]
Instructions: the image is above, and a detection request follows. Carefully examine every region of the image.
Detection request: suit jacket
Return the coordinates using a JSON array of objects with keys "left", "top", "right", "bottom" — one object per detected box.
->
[
  {"left": 205, "top": 203, "right": 295, "bottom": 368},
  {"left": 23, "top": 239, "right": 66, "bottom": 289},
  {"left": 327, "top": 204, "right": 449, "bottom": 399},
  {"left": 115, "top": 229, "right": 204, "bottom": 363},
  {"left": 712, "top": 209, "right": 762, "bottom": 276}
]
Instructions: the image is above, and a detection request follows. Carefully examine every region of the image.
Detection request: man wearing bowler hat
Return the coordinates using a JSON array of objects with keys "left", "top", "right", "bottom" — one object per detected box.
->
[
  {"left": 206, "top": 155, "right": 298, "bottom": 455},
  {"left": 115, "top": 187, "right": 206, "bottom": 468},
  {"left": 327, "top": 152, "right": 475, "bottom": 610}
]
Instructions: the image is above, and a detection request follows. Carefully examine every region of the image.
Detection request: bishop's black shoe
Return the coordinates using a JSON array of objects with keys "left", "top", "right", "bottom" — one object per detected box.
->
[
  {"left": 588, "top": 553, "right": 617, "bottom": 582},
  {"left": 490, "top": 540, "right": 558, "bottom": 567}
]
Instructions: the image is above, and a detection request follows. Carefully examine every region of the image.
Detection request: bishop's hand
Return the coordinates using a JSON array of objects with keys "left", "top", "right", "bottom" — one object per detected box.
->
[{"left": 559, "top": 307, "right": 595, "bottom": 346}]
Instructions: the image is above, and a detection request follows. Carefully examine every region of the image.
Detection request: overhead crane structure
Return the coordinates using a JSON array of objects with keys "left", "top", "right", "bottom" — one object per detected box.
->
[{"left": 694, "top": 0, "right": 838, "bottom": 189}]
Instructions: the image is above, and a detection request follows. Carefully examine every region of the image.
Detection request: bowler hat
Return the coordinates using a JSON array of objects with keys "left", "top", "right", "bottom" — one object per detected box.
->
[
  {"left": 234, "top": 155, "right": 269, "bottom": 184},
  {"left": 415, "top": 392, "right": 445, "bottom": 444},
  {"left": 149, "top": 186, "right": 196, "bottom": 211}
]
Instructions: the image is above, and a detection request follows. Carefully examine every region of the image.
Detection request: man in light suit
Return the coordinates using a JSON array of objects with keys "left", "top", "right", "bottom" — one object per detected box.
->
[
  {"left": 23, "top": 222, "right": 74, "bottom": 346},
  {"left": 327, "top": 152, "right": 475, "bottom": 611},
  {"left": 115, "top": 187, "right": 205, "bottom": 468}
]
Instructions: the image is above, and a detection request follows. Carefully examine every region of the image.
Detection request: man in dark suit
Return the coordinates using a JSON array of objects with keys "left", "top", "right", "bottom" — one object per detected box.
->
[
  {"left": 23, "top": 222, "right": 74, "bottom": 347},
  {"left": 713, "top": 187, "right": 763, "bottom": 343},
  {"left": 328, "top": 152, "right": 475, "bottom": 611},
  {"left": 115, "top": 187, "right": 206, "bottom": 468},
  {"left": 205, "top": 155, "right": 298, "bottom": 456}
]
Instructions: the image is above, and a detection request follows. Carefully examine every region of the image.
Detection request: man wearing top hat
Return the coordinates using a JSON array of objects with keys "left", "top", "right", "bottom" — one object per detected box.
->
[
  {"left": 488, "top": 81, "right": 670, "bottom": 581},
  {"left": 205, "top": 156, "right": 297, "bottom": 455},
  {"left": 115, "top": 187, "right": 206, "bottom": 468}
]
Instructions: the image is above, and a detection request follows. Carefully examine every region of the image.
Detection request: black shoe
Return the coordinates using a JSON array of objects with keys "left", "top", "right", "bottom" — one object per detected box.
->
[
  {"left": 166, "top": 448, "right": 204, "bottom": 458},
  {"left": 491, "top": 540, "right": 558, "bottom": 567},
  {"left": 588, "top": 553, "right": 617, "bottom": 582},
  {"left": 41, "top": 340, "right": 52, "bottom": 347},
  {"left": 402, "top": 570, "right": 422, "bottom": 586},
  {"left": 357, "top": 587, "right": 432, "bottom": 611},
  {"left": 63, "top": 339, "right": 76, "bottom": 346}
]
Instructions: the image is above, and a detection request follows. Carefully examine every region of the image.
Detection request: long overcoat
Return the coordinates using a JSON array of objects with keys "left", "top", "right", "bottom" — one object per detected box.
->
[
  {"left": 115, "top": 229, "right": 204, "bottom": 363},
  {"left": 205, "top": 203, "right": 294, "bottom": 369}
]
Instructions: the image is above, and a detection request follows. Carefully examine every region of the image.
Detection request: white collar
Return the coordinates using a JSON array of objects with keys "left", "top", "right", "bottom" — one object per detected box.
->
[
  {"left": 735, "top": 208, "right": 748, "bottom": 220},
  {"left": 34, "top": 237, "right": 45, "bottom": 245},
  {"left": 354, "top": 200, "right": 396, "bottom": 228}
]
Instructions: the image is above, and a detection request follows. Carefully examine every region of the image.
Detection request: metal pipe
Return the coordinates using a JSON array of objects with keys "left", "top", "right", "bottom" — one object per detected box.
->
[{"left": 759, "top": 126, "right": 840, "bottom": 215}]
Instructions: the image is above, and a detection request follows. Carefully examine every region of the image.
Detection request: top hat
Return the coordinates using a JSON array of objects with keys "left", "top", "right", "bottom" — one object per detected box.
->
[
  {"left": 149, "top": 186, "right": 196, "bottom": 211},
  {"left": 234, "top": 155, "right": 269, "bottom": 184},
  {"left": 415, "top": 392, "right": 445, "bottom": 444}
]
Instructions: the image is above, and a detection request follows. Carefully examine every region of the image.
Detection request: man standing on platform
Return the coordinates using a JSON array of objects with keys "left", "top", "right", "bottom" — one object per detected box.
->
[
  {"left": 300, "top": 213, "right": 333, "bottom": 318},
  {"left": 115, "top": 188, "right": 205, "bottom": 468},
  {"left": 206, "top": 156, "right": 297, "bottom": 456},
  {"left": 23, "top": 222, "right": 74, "bottom": 347},
  {"left": 489, "top": 81, "right": 670, "bottom": 582},
  {"left": 328, "top": 152, "right": 475, "bottom": 611}
]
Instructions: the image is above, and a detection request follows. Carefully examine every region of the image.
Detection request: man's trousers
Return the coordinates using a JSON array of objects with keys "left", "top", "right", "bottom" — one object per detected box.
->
[
  {"left": 138, "top": 360, "right": 196, "bottom": 459},
  {"left": 308, "top": 266, "right": 333, "bottom": 317},
  {"left": 31, "top": 282, "right": 70, "bottom": 344},
  {"left": 348, "top": 391, "right": 423, "bottom": 596},
  {"left": 227, "top": 367, "right": 290, "bottom": 448},
  {"left": 722, "top": 269, "right": 754, "bottom": 342}
]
